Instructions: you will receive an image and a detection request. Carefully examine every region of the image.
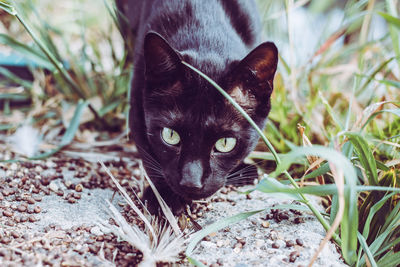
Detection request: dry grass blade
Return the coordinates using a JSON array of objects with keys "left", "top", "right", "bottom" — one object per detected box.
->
[
  {"left": 103, "top": 200, "right": 186, "bottom": 267},
  {"left": 308, "top": 161, "right": 345, "bottom": 267},
  {"left": 99, "top": 161, "right": 187, "bottom": 267},
  {"left": 139, "top": 162, "right": 182, "bottom": 236},
  {"left": 99, "top": 161, "right": 156, "bottom": 239},
  {"left": 298, "top": 124, "right": 325, "bottom": 185}
]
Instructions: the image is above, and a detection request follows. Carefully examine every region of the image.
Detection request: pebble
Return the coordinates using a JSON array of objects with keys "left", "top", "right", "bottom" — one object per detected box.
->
[
  {"left": 11, "top": 231, "right": 20, "bottom": 238},
  {"left": 34, "top": 206, "right": 41, "bottom": 213},
  {"left": 3, "top": 209, "right": 13, "bottom": 217},
  {"left": 294, "top": 217, "right": 304, "bottom": 224},
  {"left": 75, "top": 184, "right": 83, "bottom": 192},
  {"left": 90, "top": 226, "right": 103, "bottom": 236},
  {"left": 262, "top": 221, "right": 270, "bottom": 228},
  {"left": 33, "top": 195, "right": 42, "bottom": 202},
  {"left": 26, "top": 197, "right": 36, "bottom": 204},
  {"left": 286, "top": 240, "right": 295, "bottom": 247},
  {"left": 41, "top": 177, "right": 50, "bottom": 186},
  {"left": 289, "top": 251, "right": 300, "bottom": 262},
  {"left": 296, "top": 238, "right": 304, "bottom": 246},
  {"left": 49, "top": 181, "right": 59, "bottom": 192},
  {"left": 272, "top": 242, "right": 280, "bottom": 248},
  {"left": 17, "top": 204, "right": 27, "bottom": 212},
  {"left": 68, "top": 198, "right": 77, "bottom": 204}
]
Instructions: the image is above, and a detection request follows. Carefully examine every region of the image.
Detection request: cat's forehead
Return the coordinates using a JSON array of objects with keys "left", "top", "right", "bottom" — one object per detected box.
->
[{"left": 157, "top": 102, "right": 242, "bottom": 133}]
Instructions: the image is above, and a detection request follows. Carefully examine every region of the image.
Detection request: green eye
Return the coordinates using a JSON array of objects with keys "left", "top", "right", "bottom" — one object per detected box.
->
[
  {"left": 215, "top": 137, "right": 237, "bottom": 153},
  {"left": 161, "top": 127, "right": 180, "bottom": 145}
]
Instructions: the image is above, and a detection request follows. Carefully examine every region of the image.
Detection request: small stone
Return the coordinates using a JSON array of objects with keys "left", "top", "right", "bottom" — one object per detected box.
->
[
  {"left": 26, "top": 197, "right": 35, "bottom": 205},
  {"left": 272, "top": 242, "right": 280, "bottom": 249},
  {"left": 216, "top": 240, "right": 224, "bottom": 247},
  {"left": 286, "top": 240, "right": 295, "bottom": 247},
  {"left": 3, "top": 209, "right": 13, "bottom": 217},
  {"left": 33, "top": 195, "right": 42, "bottom": 202},
  {"left": 40, "top": 177, "right": 50, "bottom": 186},
  {"left": 233, "top": 246, "right": 241, "bottom": 253},
  {"left": 296, "top": 238, "right": 304, "bottom": 246},
  {"left": 88, "top": 245, "right": 99, "bottom": 254},
  {"left": 262, "top": 221, "right": 270, "bottom": 228},
  {"left": 28, "top": 215, "right": 36, "bottom": 222},
  {"left": 289, "top": 251, "right": 300, "bottom": 262},
  {"left": 49, "top": 181, "right": 58, "bottom": 192},
  {"left": 17, "top": 204, "right": 27, "bottom": 212},
  {"left": 68, "top": 198, "right": 77, "bottom": 204},
  {"left": 11, "top": 231, "right": 20, "bottom": 239},
  {"left": 75, "top": 184, "right": 83, "bottom": 192},
  {"left": 90, "top": 226, "right": 103, "bottom": 236},
  {"left": 34, "top": 206, "right": 41, "bottom": 213},
  {"left": 294, "top": 217, "right": 304, "bottom": 224}
]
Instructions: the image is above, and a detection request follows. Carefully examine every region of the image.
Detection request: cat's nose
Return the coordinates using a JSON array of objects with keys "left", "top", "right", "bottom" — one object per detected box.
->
[{"left": 180, "top": 160, "right": 203, "bottom": 190}]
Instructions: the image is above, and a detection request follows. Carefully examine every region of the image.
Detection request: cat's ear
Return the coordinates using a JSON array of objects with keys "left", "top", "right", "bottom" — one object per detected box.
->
[
  {"left": 229, "top": 42, "right": 278, "bottom": 112},
  {"left": 235, "top": 41, "right": 278, "bottom": 88},
  {"left": 144, "top": 32, "right": 182, "bottom": 80}
]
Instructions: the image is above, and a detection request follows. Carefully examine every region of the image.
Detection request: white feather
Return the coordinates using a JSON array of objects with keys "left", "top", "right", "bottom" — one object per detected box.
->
[{"left": 9, "top": 125, "right": 41, "bottom": 157}]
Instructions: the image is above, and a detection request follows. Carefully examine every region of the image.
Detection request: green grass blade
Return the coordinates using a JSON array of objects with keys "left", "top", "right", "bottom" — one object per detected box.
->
[
  {"left": 29, "top": 100, "right": 88, "bottom": 160},
  {"left": 356, "top": 57, "right": 395, "bottom": 96},
  {"left": 376, "top": 252, "right": 400, "bottom": 267},
  {"left": 357, "top": 232, "right": 378, "bottom": 267},
  {"left": 319, "top": 91, "right": 344, "bottom": 130},
  {"left": 378, "top": 12, "right": 400, "bottom": 29},
  {"left": 384, "top": 0, "right": 400, "bottom": 69},
  {"left": 304, "top": 162, "right": 330, "bottom": 179},
  {"left": 0, "top": 66, "right": 33, "bottom": 90},
  {"left": 375, "top": 78, "right": 400, "bottom": 88},
  {"left": 361, "top": 193, "right": 395, "bottom": 239},
  {"left": 344, "top": 132, "right": 378, "bottom": 185},
  {"left": 0, "top": 34, "right": 54, "bottom": 70},
  {"left": 0, "top": 0, "right": 15, "bottom": 15},
  {"left": 362, "top": 109, "right": 400, "bottom": 130}
]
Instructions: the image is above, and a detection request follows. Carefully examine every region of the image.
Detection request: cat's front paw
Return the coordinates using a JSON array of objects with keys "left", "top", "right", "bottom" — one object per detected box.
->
[{"left": 142, "top": 185, "right": 188, "bottom": 215}]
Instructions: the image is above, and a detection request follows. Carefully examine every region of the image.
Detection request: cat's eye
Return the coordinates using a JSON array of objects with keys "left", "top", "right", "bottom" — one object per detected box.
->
[
  {"left": 161, "top": 127, "right": 181, "bottom": 145},
  {"left": 215, "top": 137, "right": 237, "bottom": 153}
]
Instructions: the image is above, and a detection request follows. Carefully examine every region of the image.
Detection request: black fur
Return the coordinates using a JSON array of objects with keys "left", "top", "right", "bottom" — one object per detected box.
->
[{"left": 122, "top": 0, "right": 278, "bottom": 214}]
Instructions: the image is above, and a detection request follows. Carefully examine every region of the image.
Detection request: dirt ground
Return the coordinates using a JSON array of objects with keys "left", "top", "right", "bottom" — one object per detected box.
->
[{"left": 0, "top": 136, "right": 346, "bottom": 266}]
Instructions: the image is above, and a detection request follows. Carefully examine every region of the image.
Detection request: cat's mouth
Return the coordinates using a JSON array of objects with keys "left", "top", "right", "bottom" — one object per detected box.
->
[{"left": 169, "top": 181, "right": 222, "bottom": 201}]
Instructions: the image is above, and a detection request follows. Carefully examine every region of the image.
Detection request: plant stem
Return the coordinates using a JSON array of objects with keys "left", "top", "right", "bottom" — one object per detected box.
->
[{"left": 182, "top": 60, "right": 341, "bottom": 245}]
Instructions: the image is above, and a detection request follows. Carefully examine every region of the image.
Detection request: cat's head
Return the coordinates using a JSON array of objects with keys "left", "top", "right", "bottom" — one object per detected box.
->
[{"left": 141, "top": 32, "right": 278, "bottom": 200}]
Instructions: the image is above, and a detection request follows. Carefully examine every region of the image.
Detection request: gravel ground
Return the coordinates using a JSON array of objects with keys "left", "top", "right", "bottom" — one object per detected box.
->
[
  {"left": 192, "top": 187, "right": 346, "bottom": 267},
  {"left": 0, "top": 150, "right": 347, "bottom": 266}
]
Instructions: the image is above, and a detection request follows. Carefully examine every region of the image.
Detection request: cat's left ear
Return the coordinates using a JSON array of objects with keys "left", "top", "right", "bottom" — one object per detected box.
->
[
  {"left": 144, "top": 32, "right": 182, "bottom": 80},
  {"left": 234, "top": 42, "right": 278, "bottom": 89}
]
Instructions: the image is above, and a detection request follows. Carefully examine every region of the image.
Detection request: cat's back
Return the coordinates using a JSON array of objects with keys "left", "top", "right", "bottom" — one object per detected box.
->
[{"left": 129, "top": 0, "right": 261, "bottom": 56}]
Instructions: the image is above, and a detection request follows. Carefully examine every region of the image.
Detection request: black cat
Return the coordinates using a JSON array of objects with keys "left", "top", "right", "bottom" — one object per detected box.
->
[{"left": 119, "top": 0, "right": 278, "bottom": 214}]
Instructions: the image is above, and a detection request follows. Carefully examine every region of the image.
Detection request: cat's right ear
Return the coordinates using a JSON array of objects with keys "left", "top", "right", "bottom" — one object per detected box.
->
[{"left": 144, "top": 32, "right": 182, "bottom": 80}]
